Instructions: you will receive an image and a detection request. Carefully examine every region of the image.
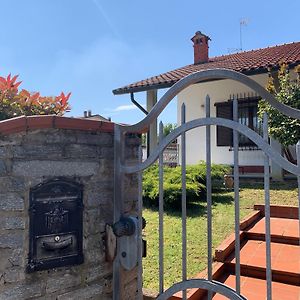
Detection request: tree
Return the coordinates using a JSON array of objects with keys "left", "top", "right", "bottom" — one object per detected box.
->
[
  {"left": 0, "top": 73, "right": 71, "bottom": 120},
  {"left": 141, "top": 123, "right": 177, "bottom": 146},
  {"left": 258, "top": 64, "right": 300, "bottom": 149},
  {"left": 163, "top": 123, "right": 177, "bottom": 137}
]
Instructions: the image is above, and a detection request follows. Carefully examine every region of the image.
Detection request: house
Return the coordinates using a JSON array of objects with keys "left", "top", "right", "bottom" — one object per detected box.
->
[
  {"left": 113, "top": 31, "right": 300, "bottom": 179},
  {"left": 81, "top": 110, "right": 112, "bottom": 122}
]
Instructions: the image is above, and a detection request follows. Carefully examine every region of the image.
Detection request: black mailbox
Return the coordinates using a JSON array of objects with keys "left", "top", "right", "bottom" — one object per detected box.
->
[{"left": 27, "top": 178, "right": 84, "bottom": 272}]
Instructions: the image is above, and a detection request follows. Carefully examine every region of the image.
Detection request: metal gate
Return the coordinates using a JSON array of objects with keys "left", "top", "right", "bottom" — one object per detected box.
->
[{"left": 112, "top": 69, "right": 300, "bottom": 299}]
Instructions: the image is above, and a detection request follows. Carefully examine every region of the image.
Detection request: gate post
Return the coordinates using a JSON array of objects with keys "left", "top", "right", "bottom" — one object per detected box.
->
[
  {"left": 296, "top": 141, "right": 300, "bottom": 241},
  {"left": 147, "top": 90, "right": 158, "bottom": 154},
  {"left": 113, "top": 125, "right": 142, "bottom": 300}
]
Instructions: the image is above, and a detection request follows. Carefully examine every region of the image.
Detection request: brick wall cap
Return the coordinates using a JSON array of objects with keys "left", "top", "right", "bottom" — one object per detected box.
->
[{"left": 0, "top": 115, "right": 116, "bottom": 135}]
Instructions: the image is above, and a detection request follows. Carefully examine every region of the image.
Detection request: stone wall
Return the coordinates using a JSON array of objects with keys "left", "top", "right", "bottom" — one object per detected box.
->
[{"left": 0, "top": 117, "right": 140, "bottom": 300}]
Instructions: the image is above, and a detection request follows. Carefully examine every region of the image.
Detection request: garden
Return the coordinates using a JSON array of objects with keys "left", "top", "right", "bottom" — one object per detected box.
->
[{"left": 141, "top": 163, "right": 298, "bottom": 291}]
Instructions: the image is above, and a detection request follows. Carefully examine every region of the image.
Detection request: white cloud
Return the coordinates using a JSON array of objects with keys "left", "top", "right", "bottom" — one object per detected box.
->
[{"left": 113, "top": 104, "right": 145, "bottom": 112}]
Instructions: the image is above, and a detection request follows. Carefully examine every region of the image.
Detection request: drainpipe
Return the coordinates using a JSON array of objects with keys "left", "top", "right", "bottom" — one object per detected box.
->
[{"left": 130, "top": 93, "right": 150, "bottom": 158}]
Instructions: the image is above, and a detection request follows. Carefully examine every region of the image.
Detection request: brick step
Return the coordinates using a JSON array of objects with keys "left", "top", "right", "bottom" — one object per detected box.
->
[
  {"left": 211, "top": 273, "right": 300, "bottom": 300},
  {"left": 169, "top": 206, "right": 300, "bottom": 300},
  {"left": 216, "top": 208, "right": 299, "bottom": 262},
  {"left": 246, "top": 231, "right": 299, "bottom": 245},
  {"left": 245, "top": 216, "right": 299, "bottom": 244},
  {"left": 171, "top": 263, "right": 300, "bottom": 300},
  {"left": 241, "top": 205, "right": 299, "bottom": 241},
  {"left": 225, "top": 240, "right": 300, "bottom": 286},
  {"left": 253, "top": 204, "right": 298, "bottom": 220}
]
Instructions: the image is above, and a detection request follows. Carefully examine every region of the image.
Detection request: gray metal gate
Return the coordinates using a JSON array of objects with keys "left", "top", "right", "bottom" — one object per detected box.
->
[{"left": 113, "top": 69, "right": 300, "bottom": 300}]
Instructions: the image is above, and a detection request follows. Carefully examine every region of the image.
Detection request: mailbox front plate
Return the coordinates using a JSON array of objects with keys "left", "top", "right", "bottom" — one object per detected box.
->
[{"left": 27, "top": 178, "right": 83, "bottom": 272}]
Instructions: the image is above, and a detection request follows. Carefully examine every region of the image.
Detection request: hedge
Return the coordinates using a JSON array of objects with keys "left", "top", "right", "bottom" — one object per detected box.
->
[{"left": 143, "top": 162, "right": 230, "bottom": 207}]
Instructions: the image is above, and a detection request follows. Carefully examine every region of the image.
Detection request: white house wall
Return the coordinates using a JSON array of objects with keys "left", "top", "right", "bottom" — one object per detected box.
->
[{"left": 177, "top": 73, "right": 268, "bottom": 166}]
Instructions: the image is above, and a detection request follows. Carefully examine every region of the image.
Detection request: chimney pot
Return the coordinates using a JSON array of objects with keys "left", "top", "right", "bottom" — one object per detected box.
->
[
  {"left": 88, "top": 110, "right": 92, "bottom": 117},
  {"left": 191, "top": 31, "right": 211, "bottom": 64},
  {"left": 84, "top": 111, "right": 88, "bottom": 118}
]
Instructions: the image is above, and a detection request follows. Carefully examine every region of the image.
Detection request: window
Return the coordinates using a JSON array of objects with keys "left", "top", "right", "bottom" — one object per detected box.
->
[{"left": 216, "top": 96, "right": 262, "bottom": 147}]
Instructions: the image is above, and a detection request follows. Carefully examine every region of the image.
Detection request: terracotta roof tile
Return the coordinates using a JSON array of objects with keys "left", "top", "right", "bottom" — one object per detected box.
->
[
  {"left": 113, "top": 42, "right": 300, "bottom": 95},
  {"left": 0, "top": 116, "right": 115, "bottom": 136}
]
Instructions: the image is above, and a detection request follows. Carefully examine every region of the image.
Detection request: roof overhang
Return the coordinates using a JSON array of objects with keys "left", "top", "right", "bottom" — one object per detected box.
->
[
  {"left": 112, "top": 67, "right": 269, "bottom": 96},
  {"left": 112, "top": 81, "right": 175, "bottom": 95},
  {"left": 112, "top": 61, "right": 300, "bottom": 96}
]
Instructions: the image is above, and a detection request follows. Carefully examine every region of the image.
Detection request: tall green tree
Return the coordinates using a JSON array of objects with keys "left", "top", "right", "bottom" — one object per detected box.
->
[{"left": 258, "top": 64, "right": 300, "bottom": 148}]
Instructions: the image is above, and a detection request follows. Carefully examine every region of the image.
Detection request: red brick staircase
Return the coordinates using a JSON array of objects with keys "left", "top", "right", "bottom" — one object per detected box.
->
[{"left": 171, "top": 205, "right": 300, "bottom": 300}]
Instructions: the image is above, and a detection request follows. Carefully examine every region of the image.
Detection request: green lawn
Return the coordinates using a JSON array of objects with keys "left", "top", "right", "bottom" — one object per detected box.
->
[{"left": 142, "top": 181, "right": 299, "bottom": 291}]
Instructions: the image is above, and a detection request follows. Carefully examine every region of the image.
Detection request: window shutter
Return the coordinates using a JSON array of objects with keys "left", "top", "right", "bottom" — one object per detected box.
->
[{"left": 216, "top": 102, "right": 233, "bottom": 146}]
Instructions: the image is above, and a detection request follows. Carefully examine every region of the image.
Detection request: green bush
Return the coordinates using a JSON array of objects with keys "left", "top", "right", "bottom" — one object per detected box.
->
[{"left": 143, "top": 162, "right": 230, "bottom": 207}]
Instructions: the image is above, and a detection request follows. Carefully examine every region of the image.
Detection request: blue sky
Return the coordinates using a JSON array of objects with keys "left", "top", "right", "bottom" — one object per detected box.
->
[{"left": 1, "top": 1, "right": 299, "bottom": 125}]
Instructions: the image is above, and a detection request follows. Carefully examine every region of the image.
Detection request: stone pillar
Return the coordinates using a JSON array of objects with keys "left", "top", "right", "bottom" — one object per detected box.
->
[
  {"left": 146, "top": 89, "right": 158, "bottom": 154},
  {"left": 270, "top": 138, "right": 283, "bottom": 181},
  {"left": 0, "top": 116, "right": 140, "bottom": 300}
]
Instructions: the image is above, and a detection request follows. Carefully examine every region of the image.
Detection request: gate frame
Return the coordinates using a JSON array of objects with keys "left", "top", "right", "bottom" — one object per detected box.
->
[{"left": 113, "top": 68, "right": 300, "bottom": 300}]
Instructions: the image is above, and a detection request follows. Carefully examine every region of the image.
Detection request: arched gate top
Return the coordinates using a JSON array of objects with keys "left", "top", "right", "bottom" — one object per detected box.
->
[{"left": 121, "top": 68, "right": 300, "bottom": 134}]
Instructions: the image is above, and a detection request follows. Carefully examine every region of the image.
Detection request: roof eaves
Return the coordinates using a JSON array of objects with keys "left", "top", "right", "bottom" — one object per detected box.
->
[
  {"left": 112, "top": 81, "right": 175, "bottom": 95},
  {"left": 112, "top": 58, "right": 300, "bottom": 95},
  {"left": 112, "top": 67, "right": 271, "bottom": 95}
]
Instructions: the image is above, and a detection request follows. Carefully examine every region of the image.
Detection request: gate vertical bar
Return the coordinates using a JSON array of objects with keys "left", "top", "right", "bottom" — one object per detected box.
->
[
  {"left": 233, "top": 97, "right": 241, "bottom": 294},
  {"left": 137, "top": 145, "right": 143, "bottom": 299},
  {"left": 296, "top": 141, "right": 300, "bottom": 249},
  {"left": 159, "top": 122, "right": 164, "bottom": 294},
  {"left": 181, "top": 104, "right": 187, "bottom": 300},
  {"left": 263, "top": 113, "right": 272, "bottom": 300},
  {"left": 113, "top": 124, "right": 123, "bottom": 300},
  {"left": 206, "top": 95, "right": 212, "bottom": 300}
]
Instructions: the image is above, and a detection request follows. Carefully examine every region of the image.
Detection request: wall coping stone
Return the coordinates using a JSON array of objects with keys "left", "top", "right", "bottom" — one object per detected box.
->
[{"left": 0, "top": 116, "right": 115, "bottom": 136}]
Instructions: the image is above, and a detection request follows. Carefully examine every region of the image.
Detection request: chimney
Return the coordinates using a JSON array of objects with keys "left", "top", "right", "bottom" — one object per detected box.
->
[{"left": 191, "top": 31, "right": 211, "bottom": 64}]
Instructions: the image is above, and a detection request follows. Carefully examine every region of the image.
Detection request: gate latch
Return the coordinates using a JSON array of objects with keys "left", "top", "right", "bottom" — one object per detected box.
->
[
  {"left": 114, "top": 216, "right": 138, "bottom": 270},
  {"left": 105, "top": 216, "right": 146, "bottom": 270}
]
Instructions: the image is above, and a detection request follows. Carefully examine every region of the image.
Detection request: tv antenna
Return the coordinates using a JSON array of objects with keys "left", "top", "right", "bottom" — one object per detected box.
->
[{"left": 240, "top": 18, "right": 249, "bottom": 51}]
